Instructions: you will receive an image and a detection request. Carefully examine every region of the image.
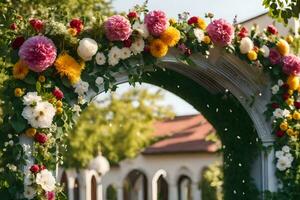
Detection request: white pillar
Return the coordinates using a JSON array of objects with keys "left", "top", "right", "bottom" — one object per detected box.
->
[
  {"left": 168, "top": 183, "right": 177, "bottom": 200},
  {"left": 192, "top": 182, "right": 200, "bottom": 200},
  {"left": 66, "top": 169, "right": 77, "bottom": 200},
  {"left": 117, "top": 186, "right": 123, "bottom": 200},
  {"left": 97, "top": 180, "right": 103, "bottom": 200},
  {"left": 79, "top": 169, "right": 91, "bottom": 200}
]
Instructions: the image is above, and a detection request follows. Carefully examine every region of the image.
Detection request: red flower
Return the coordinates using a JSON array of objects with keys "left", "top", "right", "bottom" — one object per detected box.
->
[
  {"left": 267, "top": 25, "right": 278, "bottom": 35},
  {"left": 123, "top": 38, "right": 132, "bottom": 48},
  {"left": 276, "top": 130, "right": 285, "bottom": 137},
  {"left": 271, "top": 103, "right": 279, "bottom": 109},
  {"left": 282, "top": 93, "right": 289, "bottom": 100},
  {"left": 188, "top": 16, "right": 198, "bottom": 25},
  {"left": 127, "top": 11, "right": 138, "bottom": 19},
  {"left": 10, "top": 23, "right": 17, "bottom": 30},
  {"left": 30, "top": 164, "right": 40, "bottom": 173},
  {"left": 70, "top": 18, "right": 83, "bottom": 34},
  {"left": 238, "top": 27, "right": 248, "bottom": 38},
  {"left": 40, "top": 165, "right": 46, "bottom": 170},
  {"left": 35, "top": 132, "right": 48, "bottom": 144},
  {"left": 294, "top": 101, "right": 300, "bottom": 109},
  {"left": 29, "top": 19, "right": 44, "bottom": 32},
  {"left": 52, "top": 87, "right": 64, "bottom": 100},
  {"left": 11, "top": 36, "right": 25, "bottom": 49}
]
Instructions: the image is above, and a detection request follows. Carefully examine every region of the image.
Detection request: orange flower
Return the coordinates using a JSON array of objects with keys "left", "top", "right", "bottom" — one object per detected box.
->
[
  {"left": 149, "top": 39, "right": 168, "bottom": 58},
  {"left": 197, "top": 18, "right": 207, "bottom": 30},
  {"left": 13, "top": 60, "right": 29, "bottom": 80},
  {"left": 160, "top": 27, "right": 181, "bottom": 47}
]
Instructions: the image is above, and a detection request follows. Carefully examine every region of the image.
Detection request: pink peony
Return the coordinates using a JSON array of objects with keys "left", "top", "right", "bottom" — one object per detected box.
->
[
  {"left": 144, "top": 10, "right": 168, "bottom": 36},
  {"left": 104, "top": 15, "right": 132, "bottom": 41},
  {"left": 206, "top": 19, "right": 234, "bottom": 47},
  {"left": 269, "top": 49, "right": 282, "bottom": 65},
  {"left": 19, "top": 36, "right": 57, "bottom": 72},
  {"left": 282, "top": 55, "right": 300, "bottom": 76}
]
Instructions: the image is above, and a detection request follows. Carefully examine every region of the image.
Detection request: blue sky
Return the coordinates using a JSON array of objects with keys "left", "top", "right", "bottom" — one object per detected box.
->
[{"left": 100, "top": 0, "right": 267, "bottom": 116}]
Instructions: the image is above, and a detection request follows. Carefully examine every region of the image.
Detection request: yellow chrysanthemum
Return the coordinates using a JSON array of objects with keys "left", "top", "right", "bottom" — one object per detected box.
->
[
  {"left": 293, "top": 111, "right": 300, "bottom": 120},
  {"left": 286, "top": 128, "right": 295, "bottom": 137},
  {"left": 13, "top": 60, "right": 29, "bottom": 80},
  {"left": 287, "top": 75, "right": 300, "bottom": 91},
  {"left": 280, "top": 122, "right": 288, "bottom": 131},
  {"left": 54, "top": 52, "right": 84, "bottom": 84},
  {"left": 203, "top": 36, "right": 211, "bottom": 44},
  {"left": 160, "top": 27, "right": 181, "bottom": 47},
  {"left": 197, "top": 18, "right": 207, "bottom": 30},
  {"left": 247, "top": 50, "right": 257, "bottom": 61},
  {"left": 277, "top": 39, "right": 290, "bottom": 56},
  {"left": 150, "top": 39, "right": 169, "bottom": 58}
]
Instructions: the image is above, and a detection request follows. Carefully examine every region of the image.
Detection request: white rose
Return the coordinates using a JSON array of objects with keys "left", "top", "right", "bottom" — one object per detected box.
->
[
  {"left": 132, "top": 22, "right": 149, "bottom": 38},
  {"left": 23, "top": 92, "right": 42, "bottom": 106},
  {"left": 194, "top": 28, "right": 205, "bottom": 43},
  {"left": 276, "top": 156, "right": 290, "bottom": 171},
  {"left": 275, "top": 150, "right": 284, "bottom": 159},
  {"left": 95, "top": 77, "right": 104, "bottom": 85},
  {"left": 130, "top": 38, "right": 145, "bottom": 55},
  {"left": 95, "top": 52, "right": 106, "bottom": 65},
  {"left": 273, "top": 108, "right": 283, "bottom": 119},
  {"left": 282, "top": 145, "right": 290, "bottom": 153},
  {"left": 239, "top": 37, "right": 254, "bottom": 54},
  {"left": 119, "top": 48, "right": 132, "bottom": 60},
  {"left": 77, "top": 38, "right": 98, "bottom": 61},
  {"left": 271, "top": 85, "right": 280, "bottom": 94},
  {"left": 24, "top": 186, "right": 36, "bottom": 199},
  {"left": 261, "top": 45, "right": 270, "bottom": 58},
  {"left": 36, "top": 169, "right": 56, "bottom": 192},
  {"left": 108, "top": 47, "right": 121, "bottom": 66},
  {"left": 285, "top": 153, "right": 294, "bottom": 162},
  {"left": 282, "top": 109, "right": 290, "bottom": 117}
]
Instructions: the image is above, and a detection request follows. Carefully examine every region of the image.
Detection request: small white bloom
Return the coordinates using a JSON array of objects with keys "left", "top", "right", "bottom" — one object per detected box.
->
[
  {"left": 23, "top": 186, "right": 36, "bottom": 199},
  {"left": 23, "top": 92, "right": 42, "bottom": 106},
  {"left": 239, "top": 37, "right": 254, "bottom": 54},
  {"left": 261, "top": 45, "right": 270, "bottom": 58},
  {"left": 36, "top": 169, "right": 56, "bottom": 192},
  {"left": 282, "top": 145, "right": 290, "bottom": 153},
  {"left": 194, "top": 28, "right": 205, "bottom": 43},
  {"left": 130, "top": 38, "right": 145, "bottom": 55},
  {"left": 74, "top": 80, "right": 89, "bottom": 96},
  {"left": 285, "top": 153, "right": 294, "bottom": 162},
  {"left": 77, "top": 38, "right": 98, "bottom": 61},
  {"left": 120, "top": 47, "right": 132, "bottom": 60},
  {"left": 273, "top": 108, "right": 283, "bottom": 118},
  {"left": 95, "top": 52, "right": 106, "bottom": 65},
  {"left": 72, "top": 104, "right": 82, "bottom": 116},
  {"left": 271, "top": 85, "right": 279, "bottom": 94},
  {"left": 275, "top": 150, "right": 284, "bottom": 158},
  {"left": 282, "top": 109, "right": 291, "bottom": 117},
  {"left": 8, "top": 140, "right": 14, "bottom": 146},
  {"left": 132, "top": 22, "right": 149, "bottom": 38},
  {"left": 276, "top": 156, "right": 291, "bottom": 171},
  {"left": 277, "top": 79, "right": 284, "bottom": 87},
  {"left": 108, "top": 47, "right": 121, "bottom": 66},
  {"left": 95, "top": 77, "right": 104, "bottom": 85},
  {"left": 8, "top": 134, "right": 12, "bottom": 139}
]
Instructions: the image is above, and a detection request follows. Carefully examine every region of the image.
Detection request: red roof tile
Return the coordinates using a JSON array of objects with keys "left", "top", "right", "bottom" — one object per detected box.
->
[{"left": 143, "top": 115, "right": 219, "bottom": 154}]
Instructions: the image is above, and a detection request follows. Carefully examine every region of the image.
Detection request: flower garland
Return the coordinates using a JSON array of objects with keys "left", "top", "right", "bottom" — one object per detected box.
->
[{"left": 0, "top": 3, "right": 300, "bottom": 199}]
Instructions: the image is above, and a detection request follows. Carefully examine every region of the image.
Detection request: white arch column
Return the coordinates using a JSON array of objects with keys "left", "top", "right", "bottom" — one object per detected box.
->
[
  {"left": 78, "top": 169, "right": 92, "bottom": 200},
  {"left": 168, "top": 183, "right": 177, "bottom": 200},
  {"left": 192, "top": 182, "right": 200, "bottom": 200}
]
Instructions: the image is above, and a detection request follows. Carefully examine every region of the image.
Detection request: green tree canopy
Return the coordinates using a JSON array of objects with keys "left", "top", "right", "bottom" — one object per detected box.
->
[{"left": 63, "top": 88, "right": 174, "bottom": 168}]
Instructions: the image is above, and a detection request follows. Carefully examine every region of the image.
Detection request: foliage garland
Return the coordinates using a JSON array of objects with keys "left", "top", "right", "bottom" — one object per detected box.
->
[{"left": 0, "top": 2, "right": 299, "bottom": 200}]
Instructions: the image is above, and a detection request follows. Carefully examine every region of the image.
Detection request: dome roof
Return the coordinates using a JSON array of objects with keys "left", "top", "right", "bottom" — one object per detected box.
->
[{"left": 89, "top": 154, "right": 110, "bottom": 175}]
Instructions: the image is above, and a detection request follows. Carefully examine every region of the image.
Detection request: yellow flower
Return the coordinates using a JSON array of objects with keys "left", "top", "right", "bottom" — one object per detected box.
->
[
  {"left": 203, "top": 36, "right": 211, "bottom": 44},
  {"left": 149, "top": 39, "right": 169, "bottom": 58},
  {"left": 160, "top": 27, "right": 181, "bottom": 47},
  {"left": 286, "top": 128, "right": 295, "bottom": 136},
  {"left": 14, "top": 88, "right": 24, "bottom": 97},
  {"left": 169, "top": 18, "right": 177, "bottom": 25},
  {"left": 286, "top": 114, "right": 293, "bottom": 121},
  {"left": 276, "top": 39, "right": 289, "bottom": 56},
  {"left": 247, "top": 50, "right": 257, "bottom": 61},
  {"left": 287, "top": 75, "right": 300, "bottom": 91},
  {"left": 293, "top": 111, "right": 300, "bottom": 120},
  {"left": 288, "top": 89, "right": 294, "bottom": 95},
  {"left": 25, "top": 128, "right": 36, "bottom": 138},
  {"left": 197, "top": 18, "right": 207, "bottom": 30},
  {"left": 280, "top": 122, "right": 288, "bottom": 131},
  {"left": 38, "top": 75, "right": 46, "bottom": 83},
  {"left": 286, "top": 35, "right": 294, "bottom": 44},
  {"left": 48, "top": 97, "right": 56, "bottom": 104},
  {"left": 68, "top": 28, "right": 77, "bottom": 36},
  {"left": 56, "top": 107, "right": 63, "bottom": 115},
  {"left": 56, "top": 100, "right": 63, "bottom": 108},
  {"left": 54, "top": 52, "right": 84, "bottom": 84},
  {"left": 286, "top": 98, "right": 294, "bottom": 106},
  {"left": 13, "top": 60, "right": 29, "bottom": 80}
]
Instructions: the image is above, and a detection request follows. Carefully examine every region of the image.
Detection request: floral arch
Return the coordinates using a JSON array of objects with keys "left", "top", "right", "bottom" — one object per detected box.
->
[{"left": 0, "top": 3, "right": 300, "bottom": 200}]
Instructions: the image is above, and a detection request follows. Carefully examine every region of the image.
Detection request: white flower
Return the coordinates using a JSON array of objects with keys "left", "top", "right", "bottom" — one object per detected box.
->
[
  {"left": 119, "top": 48, "right": 132, "bottom": 60},
  {"left": 74, "top": 80, "right": 89, "bottom": 96},
  {"left": 36, "top": 169, "right": 56, "bottom": 192},
  {"left": 261, "top": 45, "right": 270, "bottom": 58},
  {"left": 72, "top": 104, "right": 82, "bottom": 116},
  {"left": 285, "top": 153, "right": 294, "bottom": 162},
  {"left": 8, "top": 134, "right": 12, "bottom": 139},
  {"left": 7, "top": 164, "right": 17, "bottom": 171},
  {"left": 108, "top": 47, "right": 121, "bottom": 66},
  {"left": 273, "top": 108, "right": 283, "bottom": 118},
  {"left": 276, "top": 156, "right": 291, "bottom": 171},
  {"left": 95, "top": 77, "right": 104, "bottom": 85},
  {"left": 193, "top": 28, "right": 205, "bottom": 43},
  {"left": 278, "top": 79, "right": 284, "bottom": 86},
  {"left": 282, "top": 109, "right": 291, "bottom": 117},
  {"left": 23, "top": 92, "right": 42, "bottom": 106},
  {"left": 22, "top": 102, "right": 56, "bottom": 129},
  {"left": 95, "top": 52, "right": 106, "bottom": 65},
  {"left": 130, "top": 38, "right": 145, "bottom": 55},
  {"left": 282, "top": 145, "right": 290, "bottom": 153},
  {"left": 132, "top": 21, "right": 149, "bottom": 38},
  {"left": 271, "top": 85, "right": 280, "bottom": 94},
  {"left": 24, "top": 186, "right": 36, "bottom": 199},
  {"left": 239, "top": 37, "right": 254, "bottom": 54},
  {"left": 275, "top": 150, "right": 284, "bottom": 159},
  {"left": 77, "top": 38, "right": 98, "bottom": 61}
]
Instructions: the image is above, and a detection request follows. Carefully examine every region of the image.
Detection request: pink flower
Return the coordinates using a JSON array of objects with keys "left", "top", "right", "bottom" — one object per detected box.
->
[
  {"left": 70, "top": 18, "right": 84, "bottom": 34},
  {"left": 127, "top": 11, "right": 138, "bottom": 19},
  {"left": 282, "top": 55, "right": 300, "bottom": 76},
  {"left": 30, "top": 164, "right": 40, "bottom": 173},
  {"left": 19, "top": 36, "right": 57, "bottom": 72},
  {"left": 104, "top": 15, "right": 132, "bottom": 41},
  {"left": 46, "top": 191, "right": 55, "bottom": 200},
  {"left": 267, "top": 25, "right": 278, "bottom": 35},
  {"left": 145, "top": 10, "right": 168, "bottom": 36},
  {"left": 188, "top": 16, "right": 198, "bottom": 25},
  {"left": 238, "top": 27, "right": 248, "bottom": 38},
  {"left": 35, "top": 132, "right": 48, "bottom": 144},
  {"left": 269, "top": 49, "right": 282, "bottom": 65},
  {"left": 29, "top": 19, "right": 44, "bottom": 32},
  {"left": 52, "top": 87, "right": 64, "bottom": 100},
  {"left": 206, "top": 19, "right": 234, "bottom": 47}
]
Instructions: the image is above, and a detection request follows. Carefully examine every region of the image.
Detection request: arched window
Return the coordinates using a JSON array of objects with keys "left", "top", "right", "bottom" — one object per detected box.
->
[
  {"left": 106, "top": 185, "right": 117, "bottom": 200},
  {"left": 91, "top": 176, "right": 97, "bottom": 200},
  {"left": 157, "top": 175, "right": 168, "bottom": 200},
  {"left": 60, "top": 171, "right": 68, "bottom": 198},
  {"left": 74, "top": 178, "right": 80, "bottom": 200},
  {"left": 123, "top": 170, "right": 148, "bottom": 200},
  {"left": 178, "top": 175, "right": 192, "bottom": 200}
]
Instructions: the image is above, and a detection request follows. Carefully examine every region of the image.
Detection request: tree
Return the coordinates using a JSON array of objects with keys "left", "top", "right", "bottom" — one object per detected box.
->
[
  {"left": 263, "top": 0, "right": 300, "bottom": 24},
  {"left": 63, "top": 88, "right": 174, "bottom": 168}
]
